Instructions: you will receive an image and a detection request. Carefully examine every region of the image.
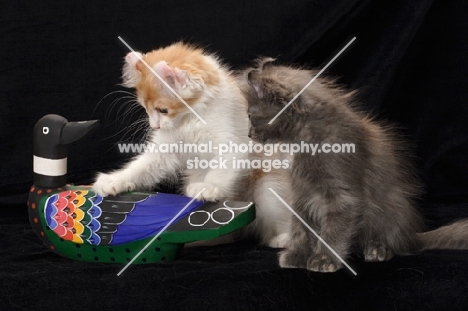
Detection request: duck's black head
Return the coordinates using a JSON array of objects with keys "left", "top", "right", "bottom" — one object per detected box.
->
[{"left": 33, "top": 114, "right": 99, "bottom": 188}]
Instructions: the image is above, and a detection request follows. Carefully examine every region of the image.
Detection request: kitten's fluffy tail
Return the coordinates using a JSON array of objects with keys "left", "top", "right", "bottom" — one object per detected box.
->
[{"left": 416, "top": 220, "right": 468, "bottom": 251}]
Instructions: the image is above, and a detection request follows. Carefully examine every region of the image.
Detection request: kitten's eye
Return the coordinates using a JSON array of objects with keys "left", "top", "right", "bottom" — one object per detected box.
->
[{"left": 156, "top": 108, "right": 168, "bottom": 114}]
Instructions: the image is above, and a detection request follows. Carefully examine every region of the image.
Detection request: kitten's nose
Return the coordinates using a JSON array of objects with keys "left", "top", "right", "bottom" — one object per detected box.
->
[{"left": 248, "top": 129, "right": 252, "bottom": 138}]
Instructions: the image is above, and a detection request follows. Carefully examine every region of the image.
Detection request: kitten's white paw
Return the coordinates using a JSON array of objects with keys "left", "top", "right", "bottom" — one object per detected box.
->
[
  {"left": 186, "top": 182, "right": 223, "bottom": 202},
  {"left": 93, "top": 173, "right": 136, "bottom": 197},
  {"left": 267, "top": 232, "right": 290, "bottom": 248}
]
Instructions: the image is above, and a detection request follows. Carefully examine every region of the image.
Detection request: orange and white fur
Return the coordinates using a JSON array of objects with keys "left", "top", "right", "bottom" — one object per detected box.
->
[{"left": 93, "top": 43, "right": 291, "bottom": 247}]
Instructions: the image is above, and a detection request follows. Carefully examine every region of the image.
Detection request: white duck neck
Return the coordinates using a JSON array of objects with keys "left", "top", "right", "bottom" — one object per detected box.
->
[{"left": 33, "top": 156, "right": 67, "bottom": 177}]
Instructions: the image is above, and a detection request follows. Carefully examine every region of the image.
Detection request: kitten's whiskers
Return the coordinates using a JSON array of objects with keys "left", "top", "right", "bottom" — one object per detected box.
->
[{"left": 96, "top": 91, "right": 149, "bottom": 154}]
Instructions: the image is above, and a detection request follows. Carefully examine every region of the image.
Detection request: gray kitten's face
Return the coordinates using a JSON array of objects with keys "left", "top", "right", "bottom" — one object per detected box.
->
[
  {"left": 247, "top": 96, "right": 284, "bottom": 143},
  {"left": 246, "top": 59, "right": 296, "bottom": 143}
]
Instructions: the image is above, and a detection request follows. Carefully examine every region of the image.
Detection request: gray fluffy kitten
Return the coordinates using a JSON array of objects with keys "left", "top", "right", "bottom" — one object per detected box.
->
[{"left": 242, "top": 58, "right": 468, "bottom": 273}]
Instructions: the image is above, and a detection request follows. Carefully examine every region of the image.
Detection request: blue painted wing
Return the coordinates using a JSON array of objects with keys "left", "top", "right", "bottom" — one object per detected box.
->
[
  {"left": 44, "top": 190, "right": 203, "bottom": 246},
  {"left": 106, "top": 193, "right": 203, "bottom": 245}
]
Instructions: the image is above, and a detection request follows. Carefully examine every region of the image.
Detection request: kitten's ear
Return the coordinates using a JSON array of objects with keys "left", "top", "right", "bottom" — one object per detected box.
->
[
  {"left": 247, "top": 70, "right": 264, "bottom": 99},
  {"left": 122, "top": 51, "right": 144, "bottom": 88},
  {"left": 154, "top": 61, "right": 189, "bottom": 88},
  {"left": 258, "top": 57, "right": 275, "bottom": 70},
  {"left": 126, "top": 51, "right": 144, "bottom": 69},
  {"left": 154, "top": 61, "right": 204, "bottom": 97}
]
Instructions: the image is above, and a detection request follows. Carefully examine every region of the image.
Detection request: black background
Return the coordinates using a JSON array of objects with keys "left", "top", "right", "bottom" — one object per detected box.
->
[{"left": 1, "top": 0, "right": 468, "bottom": 309}]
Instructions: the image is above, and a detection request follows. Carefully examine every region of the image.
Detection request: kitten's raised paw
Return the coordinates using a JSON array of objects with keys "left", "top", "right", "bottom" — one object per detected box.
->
[
  {"left": 186, "top": 182, "right": 223, "bottom": 201},
  {"left": 93, "top": 173, "right": 136, "bottom": 197},
  {"left": 307, "top": 254, "right": 342, "bottom": 273},
  {"left": 364, "top": 242, "right": 394, "bottom": 262},
  {"left": 278, "top": 249, "right": 307, "bottom": 269}
]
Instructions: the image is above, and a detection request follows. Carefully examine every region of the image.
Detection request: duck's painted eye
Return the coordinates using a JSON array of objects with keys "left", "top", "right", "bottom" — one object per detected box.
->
[{"left": 157, "top": 108, "right": 168, "bottom": 114}]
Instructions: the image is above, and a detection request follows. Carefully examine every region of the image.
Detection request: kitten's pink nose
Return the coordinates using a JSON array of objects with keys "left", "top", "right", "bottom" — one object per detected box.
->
[{"left": 148, "top": 114, "right": 160, "bottom": 130}]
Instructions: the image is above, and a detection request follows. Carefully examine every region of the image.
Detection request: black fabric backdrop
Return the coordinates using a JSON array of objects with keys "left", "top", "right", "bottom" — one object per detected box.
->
[{"left": 2, "top": 0, "right": 468, "bottom": 310}]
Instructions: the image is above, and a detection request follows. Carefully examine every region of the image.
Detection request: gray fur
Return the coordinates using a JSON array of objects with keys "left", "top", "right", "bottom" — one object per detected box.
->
[{"left": 241, "top": 58, "right": 468, "bottom": 272}]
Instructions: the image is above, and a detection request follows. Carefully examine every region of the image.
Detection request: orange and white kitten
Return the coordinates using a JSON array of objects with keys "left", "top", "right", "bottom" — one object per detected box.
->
[{"left": 93, "top": 43, "right": 291, "bottom": 247}]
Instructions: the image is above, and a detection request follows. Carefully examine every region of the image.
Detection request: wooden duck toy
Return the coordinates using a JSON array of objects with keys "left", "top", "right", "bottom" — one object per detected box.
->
[{"left": 28, "top": 114, "right": 255, "bottom": 264}]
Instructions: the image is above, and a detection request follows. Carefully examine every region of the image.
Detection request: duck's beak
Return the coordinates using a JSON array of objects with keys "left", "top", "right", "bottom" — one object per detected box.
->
[{"left": 60, "top": 119, "right": 100, "bottom": 145}]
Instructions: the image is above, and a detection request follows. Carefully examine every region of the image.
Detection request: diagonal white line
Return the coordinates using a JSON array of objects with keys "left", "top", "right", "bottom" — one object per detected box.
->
[
  {"left": 118, "top": 36, "right": 207, "bottom": 125},
  {"left": 268, "top": 188, "right": 357, "bottom": 275},
  {"left": 117, "top": 188, "right": 206, "bottom": 276},
  {"left": 268, "top": 37, "right": 356, "bottom": 125}
]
